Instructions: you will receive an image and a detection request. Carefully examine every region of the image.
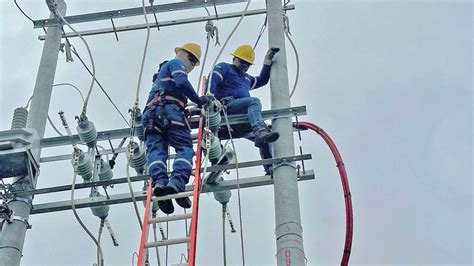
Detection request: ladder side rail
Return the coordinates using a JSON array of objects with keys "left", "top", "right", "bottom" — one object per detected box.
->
[
  {"left": 188, "top": 78, "right": 207, "bottom": 265},
  {"left": 137, "top": 179, "right": 153, "bottom": 265}
]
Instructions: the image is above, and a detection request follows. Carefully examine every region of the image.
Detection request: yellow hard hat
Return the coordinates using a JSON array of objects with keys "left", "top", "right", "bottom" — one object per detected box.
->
[
  {"left": 232, "top": 45, "right": 255, "bottom": 65},
  {"left": 175, "top": 43, "right": 202, "bottom": 66}
]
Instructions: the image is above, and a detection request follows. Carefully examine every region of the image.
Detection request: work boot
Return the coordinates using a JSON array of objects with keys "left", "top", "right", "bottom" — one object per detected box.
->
[
  {"left": 153, "top": 184, "right": 174, "bottom": 214},
  {"left": 165, "top": 182, "right": 191, "bottom": 209},
  {"left": 264, "top": 165, "right": 273, "bottom": 177},
  {"left": 254, "top": 128, "right": 279, "bottom": 148}
]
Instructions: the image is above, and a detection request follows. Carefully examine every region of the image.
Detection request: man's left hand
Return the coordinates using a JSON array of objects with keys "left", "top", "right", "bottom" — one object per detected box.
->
[{"left": 264, "top": 47, "right": 280, "bottom": 65}]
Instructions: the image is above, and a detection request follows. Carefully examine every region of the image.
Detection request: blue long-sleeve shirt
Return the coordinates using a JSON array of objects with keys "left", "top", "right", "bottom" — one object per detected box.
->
[
  {"left": 209, "top": 62, "right": 271, "bottom": 100},
  {"left": 146, "top": 59, "right": 200, "bottom": 106}
]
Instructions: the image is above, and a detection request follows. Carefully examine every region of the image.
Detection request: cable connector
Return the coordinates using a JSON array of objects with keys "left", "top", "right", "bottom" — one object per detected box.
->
[
  {"left": 45, "top": 0, "right": 57, "bottom": 13},
  {"left": 205, "top": 20, "right": 220, "bottom": 46}
]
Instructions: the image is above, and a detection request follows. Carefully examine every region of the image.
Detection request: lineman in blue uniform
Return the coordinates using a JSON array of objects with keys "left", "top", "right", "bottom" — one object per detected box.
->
[
  {"left": 143, "top": 43, "right": 211, "bottom": 214},
  {"left": 208, "top": 45, "right": 280, "bottom": 175}
]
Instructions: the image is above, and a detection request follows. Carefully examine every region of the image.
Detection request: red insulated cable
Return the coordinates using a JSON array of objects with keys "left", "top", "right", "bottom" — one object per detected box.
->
[{"left": 294, "top": 121, "right": 353, "bottom": 266}]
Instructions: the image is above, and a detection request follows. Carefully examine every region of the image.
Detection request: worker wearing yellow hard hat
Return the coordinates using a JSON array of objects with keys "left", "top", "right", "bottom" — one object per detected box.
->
[
  {"left": 206, "top": 44, "right": 280, "bottom": 180},
  {"left": 142, "top": 43, "right": 212, "bottom": 214}
]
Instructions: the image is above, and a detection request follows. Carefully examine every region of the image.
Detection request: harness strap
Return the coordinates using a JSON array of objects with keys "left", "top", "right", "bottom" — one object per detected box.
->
[{"left": 146, "top": 95, "right": 186, "bottom": 109}]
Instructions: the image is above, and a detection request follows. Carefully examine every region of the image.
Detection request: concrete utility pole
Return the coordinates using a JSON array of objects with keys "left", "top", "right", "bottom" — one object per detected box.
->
[
  {"left": 267, "top": 0, "right": 306, "bottom": 265},
  {"left": 0, "top": 1, "right": 66, "bottom": 265}
]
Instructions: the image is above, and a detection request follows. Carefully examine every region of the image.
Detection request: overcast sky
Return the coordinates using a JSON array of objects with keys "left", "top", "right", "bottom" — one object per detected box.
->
[{"left": 0, "top": 0, "right": 472, "bottom": 265}]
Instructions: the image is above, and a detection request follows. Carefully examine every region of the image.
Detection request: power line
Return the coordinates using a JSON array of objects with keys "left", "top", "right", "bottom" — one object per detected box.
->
[
  {"left": 14, "top": 0, "right": 34, "bottom": 23},
  {"left": 69, "top": 45, "right": 130, "bottom": 127}
]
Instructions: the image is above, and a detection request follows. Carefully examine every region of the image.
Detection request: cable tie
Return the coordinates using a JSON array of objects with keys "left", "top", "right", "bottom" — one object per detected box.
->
[{"left": 344, "top": 192, "right": 352, "bottom": 198}]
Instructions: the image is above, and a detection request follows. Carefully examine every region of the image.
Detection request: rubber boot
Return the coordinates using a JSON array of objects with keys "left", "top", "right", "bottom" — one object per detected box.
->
[
  {"left": 165, "top": 182, "right": 191, "bottom": 209},
  {"left": 255, "top": 128, "right": 279, "bottom": 148},
  {"left": 153, "top": 184, "right": 174, "bottom": 214}
]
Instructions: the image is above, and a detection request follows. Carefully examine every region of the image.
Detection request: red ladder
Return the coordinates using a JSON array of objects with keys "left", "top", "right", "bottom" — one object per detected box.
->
[{"left": 137, "top": 78, "right": 206, "bottom": 266}]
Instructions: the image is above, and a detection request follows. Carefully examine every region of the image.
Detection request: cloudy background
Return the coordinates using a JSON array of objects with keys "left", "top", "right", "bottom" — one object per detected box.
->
[{"left": 0, "top": 0, "right": 472, "bottom": 265}]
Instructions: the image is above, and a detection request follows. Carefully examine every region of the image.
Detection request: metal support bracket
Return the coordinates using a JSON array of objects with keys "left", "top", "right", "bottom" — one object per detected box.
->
[{"left": 11, "top": 215, "right": 32, "bottom": 229}]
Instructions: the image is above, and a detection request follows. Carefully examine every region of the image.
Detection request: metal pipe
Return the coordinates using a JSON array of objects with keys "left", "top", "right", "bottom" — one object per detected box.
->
[{"left": 267, "top": 0, "right": 306, "bottom": 265}]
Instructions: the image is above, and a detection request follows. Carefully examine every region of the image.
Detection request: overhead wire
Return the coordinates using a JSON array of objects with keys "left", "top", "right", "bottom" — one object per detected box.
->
[
  {"left": 25, "top": 83, "right": 85, "bottom": 137},
  {"left": 253, "top": 0, "right": 268, "bottom": 50},
  {"left": 126, "top": 0, "right": 152, "bottom": 232},
  {"left": 25, "top": 83, "right": 85, "bottom": 108},
  {"left": 69, "top": 47, "right": 130, "bottom": 127},
  {"left": 196, "top": 33, "right": 211, "bottom": 96},
  {"left": 14, "top": 0, "right": 34, "bottom": 23},
  {"left": 52, "top": 5, "right": 96, "bottom": 119},
  {"left": 132, "top": 0, "right": 151, "bottom": 112},
  {"left": 283, "top": 10, "right": 300, "bottom": 98}
]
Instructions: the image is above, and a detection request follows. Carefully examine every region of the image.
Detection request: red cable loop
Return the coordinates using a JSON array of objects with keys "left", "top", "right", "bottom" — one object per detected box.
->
[{"left": 294, "top": 121, "right": 353, "bottom": 266}]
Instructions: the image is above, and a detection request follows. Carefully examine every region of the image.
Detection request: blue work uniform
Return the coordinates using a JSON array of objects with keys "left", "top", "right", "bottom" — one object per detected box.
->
[
  {"left": 208, "top": 62, "right": 273, "bottom": 172},
  {"left": 142, "top": 59, "right": 200, "bottom": 191}
]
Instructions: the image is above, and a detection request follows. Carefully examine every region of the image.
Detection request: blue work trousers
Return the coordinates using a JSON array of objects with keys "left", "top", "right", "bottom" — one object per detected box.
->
[
  {"left": 224, "top": 97, "right": 267, "bottom": 133},
  {"left": 143, "top": 103, "right": 194, "bottom": 191},
  {"left": 223, "top": 97, "right": 272, "bottom": 172}
]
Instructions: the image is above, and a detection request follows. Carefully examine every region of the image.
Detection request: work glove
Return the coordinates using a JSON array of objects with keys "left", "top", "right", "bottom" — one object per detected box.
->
[
  {"left": 263, "top": 47, "right": 280, "bottom": 65},
  {"left": 198, "top": 95, "right": 215, "bottom": 108}
]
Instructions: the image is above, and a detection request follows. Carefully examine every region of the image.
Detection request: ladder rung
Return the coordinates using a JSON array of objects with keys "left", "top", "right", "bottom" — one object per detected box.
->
[
  {"left": 152, "top": 191, "right": 194, "bottom": 202},
  {"left": 148, "top": 213, "right": 193, "bottom": 224},
  {"left": 145, "top": 237, "right": 190, "bottom": 248}
]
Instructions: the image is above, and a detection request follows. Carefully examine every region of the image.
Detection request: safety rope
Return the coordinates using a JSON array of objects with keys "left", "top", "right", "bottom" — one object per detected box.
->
[
  {"left": 52, "top": 5, "right": 95, "bottom": 120},
  {"left": 222, "top": 107, "right": 246, "bottom": 266}
]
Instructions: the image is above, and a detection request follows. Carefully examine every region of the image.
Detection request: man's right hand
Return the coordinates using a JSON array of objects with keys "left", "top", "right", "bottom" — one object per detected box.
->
[{"left": 198, "top": 95, "right": 215, "bottom": 108}]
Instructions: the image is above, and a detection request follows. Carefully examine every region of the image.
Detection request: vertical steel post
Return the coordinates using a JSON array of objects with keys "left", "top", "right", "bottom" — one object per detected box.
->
[
  {"left": 0, "top": 1, "right": 66, "bottom": 265},
  {"left": 267, "top": 0, "right": 306, "bottom": 265}
]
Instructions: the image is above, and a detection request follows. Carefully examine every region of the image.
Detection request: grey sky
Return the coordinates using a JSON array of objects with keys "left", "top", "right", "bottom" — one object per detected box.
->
[{"left": 0, "top": 0, "right": 472, "bottom": 265}]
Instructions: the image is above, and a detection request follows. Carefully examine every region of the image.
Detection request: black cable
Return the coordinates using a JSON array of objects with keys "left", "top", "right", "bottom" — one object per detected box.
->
[
  {"left": 253, "top": 0, "right": 268, "bottom": 49},
  {"left": 69, "top": 45, "right": 130, "bottom": 127},
  {"left": 14, "top": 0, "right": 34, "bottom": 23}
]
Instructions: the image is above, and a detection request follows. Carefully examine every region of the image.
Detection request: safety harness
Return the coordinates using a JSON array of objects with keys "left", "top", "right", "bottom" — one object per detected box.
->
[{"left": 145, "top": 95, "right": 186, "bottom": 110}]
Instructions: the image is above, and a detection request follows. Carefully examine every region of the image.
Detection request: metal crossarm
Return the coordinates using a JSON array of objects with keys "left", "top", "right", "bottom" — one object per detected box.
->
[
  {"left": 34, "top": 0, "right": 247, "bottom": 28},
  {"left": 37, "top": 5, "right": 295, "bottom": 40},
  {"left": 39, "top": 106, "right": 306, "bottom": 148},
  {"left": 12, "top": 154, "right": 311, "bottom": 198},
  {"left": 29, "top": 170, "right": 315, "bottom": 215}
]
